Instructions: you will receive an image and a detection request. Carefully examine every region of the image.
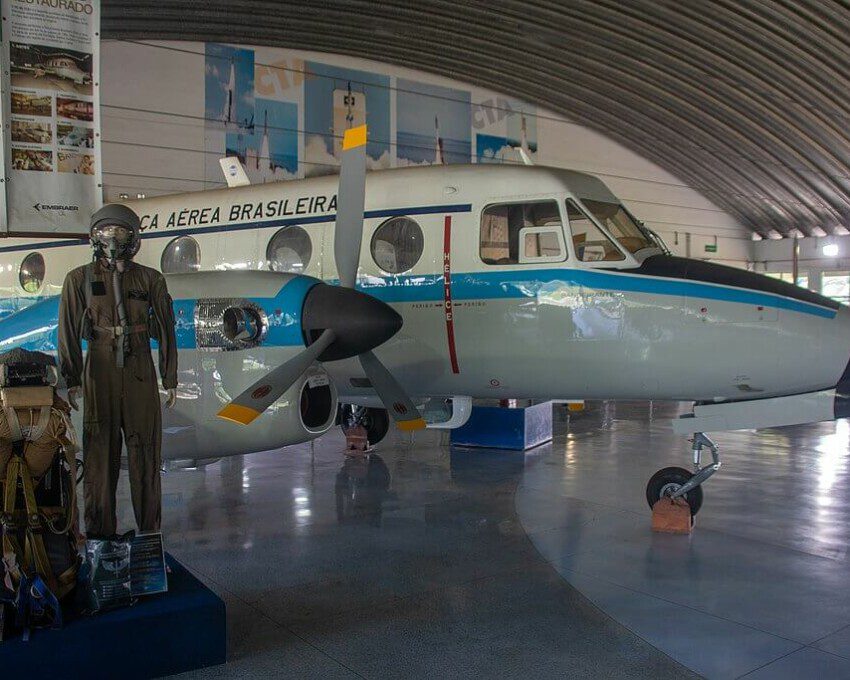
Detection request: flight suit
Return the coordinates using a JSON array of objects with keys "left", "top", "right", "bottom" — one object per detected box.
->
[{"left": 57, "top": 260, "right": 177, "bottom": 537}]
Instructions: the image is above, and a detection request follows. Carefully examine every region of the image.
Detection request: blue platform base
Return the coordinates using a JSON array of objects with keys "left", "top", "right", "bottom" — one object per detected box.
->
[
  {"left": 1, "top": 554, "right": 226, "bottom": 679},
  {"left": 450, "top": 401, "right": 553, "bottom": 450}
]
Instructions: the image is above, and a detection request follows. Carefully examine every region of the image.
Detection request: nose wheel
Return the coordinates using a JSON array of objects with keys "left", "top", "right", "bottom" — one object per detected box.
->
[
  {"left": 646, "top": 467, "right": 703, "bottom": 516},
  {"left": 645, "top": 432, "right": 720, "bottom": 518}
]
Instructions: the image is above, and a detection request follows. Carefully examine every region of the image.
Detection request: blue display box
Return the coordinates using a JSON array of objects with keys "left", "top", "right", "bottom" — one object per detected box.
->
[
  {"left": 450, "top": 401, "right": 553, "bottom": 450},
  {"left": 0, "top": 554, "right": 226, "bottom": 679}
]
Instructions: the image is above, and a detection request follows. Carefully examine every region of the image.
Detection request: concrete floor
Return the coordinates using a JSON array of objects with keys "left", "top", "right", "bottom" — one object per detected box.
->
[{"left": 109, "top": 401, "right": 850, "bottom": 679}]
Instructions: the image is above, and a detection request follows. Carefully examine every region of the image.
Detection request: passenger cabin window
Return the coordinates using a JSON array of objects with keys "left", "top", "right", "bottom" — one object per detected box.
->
[
  {"left": 19, "top": 252, "right": 45, "bottom": 293},
  {"left": 480, "top": 201, "right": 566, "bottom": 265},
  {"left": 580, "top": 199, "right": 654, "bottom": 255},
  {"left": 371, "top": 217, "right": 424, "bottom": 274},
  {"left": 161, "top": 235, "right": 201, "bottom": 274},
  {"left": 267, "top": 225, "right": 312, "bottom": 273},
  {"left": 566, "top": 200, "right": 625, "bottom": 262}
]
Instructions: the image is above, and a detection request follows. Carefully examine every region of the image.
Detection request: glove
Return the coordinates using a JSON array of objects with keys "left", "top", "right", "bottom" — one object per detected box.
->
[
  {"left": 165, "top": 388, "right": 177, "bottom": 409},
  {"left": 67, "top": 386, "right": 81, "bottom": 411}
]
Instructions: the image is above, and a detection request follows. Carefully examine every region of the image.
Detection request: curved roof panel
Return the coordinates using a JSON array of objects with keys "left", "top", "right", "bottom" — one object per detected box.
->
[{"left": 103, "top": 0, "right": 850, "bottom": 237}]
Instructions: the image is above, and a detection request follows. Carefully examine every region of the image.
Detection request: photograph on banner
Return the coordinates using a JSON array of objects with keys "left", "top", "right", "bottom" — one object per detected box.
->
[
  {"left": 58, "top": 151, "right": 95, "bottom": 175},
  {"left": 304, "top": 61, "right": 391, "bottom": 177},
  {"left": 57, "top": 123, "right": 94, "bottom": 149},
  {"left": 11, "top": 149, "right": 53, "bottom": 172},
  {"left": 396, "top": 79, "right": 471, "bottom": 167},
  {"left": 11, "top": 119, "right": 52, "bottom": 144},
  {"left": 10, "top": 91, "right": 52, "bottom": 117},
  {"left": 204, "top": 43, "right": 255, "bottom": 129},
  {"left": 56, "top": 96, "right": 94, "bottom": 122},
  {"left": 226, "top": 98, "right": 298, "bottom": 182},
  {"left": 9, "top": 42, "right": 93, "bottom": 95},
  {"left": 473, "top": 96, "right": 538, "bottom": 165}
]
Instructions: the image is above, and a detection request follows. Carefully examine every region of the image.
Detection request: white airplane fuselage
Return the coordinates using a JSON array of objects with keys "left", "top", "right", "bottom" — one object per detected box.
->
[{"left": 0, "top": 164, "right": 847, "bottom": 460}]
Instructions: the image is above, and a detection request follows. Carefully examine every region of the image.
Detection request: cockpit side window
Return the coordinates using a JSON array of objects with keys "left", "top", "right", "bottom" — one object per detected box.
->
[
  {"left": 565, "top": 199, "right": 625, "bottom": 262},
  {"left": 580, "top": 199, "right": 655, "bottom": 255},
  {"left": 480, "top": 200, "right": 566, "bottom": 265}
]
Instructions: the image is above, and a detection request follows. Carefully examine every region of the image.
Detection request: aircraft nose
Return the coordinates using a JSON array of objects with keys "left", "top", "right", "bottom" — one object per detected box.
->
[{"left": 300, "top": 283, "right": 402, "bottom": 361}]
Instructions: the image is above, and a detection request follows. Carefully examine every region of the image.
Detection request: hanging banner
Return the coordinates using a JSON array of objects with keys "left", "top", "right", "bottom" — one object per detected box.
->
[{"left": 0, "top": 0, "right": 101, "bottom": 234}]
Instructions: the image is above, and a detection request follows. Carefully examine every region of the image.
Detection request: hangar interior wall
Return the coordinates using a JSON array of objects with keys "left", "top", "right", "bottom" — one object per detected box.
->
[
  {"left": 99, "top": 40, "right": 752, "bottom": 266},
  {"left": 753, "top": 235, "right": 850, "bottom": 297}
]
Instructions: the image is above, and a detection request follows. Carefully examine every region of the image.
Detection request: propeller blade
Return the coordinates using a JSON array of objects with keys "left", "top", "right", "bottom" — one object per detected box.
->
[
  {"left": 335, "top": 124, "right": 367, "bottom": 289},
  {"left": 218, "top": 329, "right": 336, "bottom": 425},
  {"left": 358, "top": 350, "right": 426, "bottom": 431}
]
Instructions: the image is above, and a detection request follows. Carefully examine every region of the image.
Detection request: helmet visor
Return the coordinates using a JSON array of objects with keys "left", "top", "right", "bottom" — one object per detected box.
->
[{"left": 91, "top": 223, "right": 139, "bottom": 258}]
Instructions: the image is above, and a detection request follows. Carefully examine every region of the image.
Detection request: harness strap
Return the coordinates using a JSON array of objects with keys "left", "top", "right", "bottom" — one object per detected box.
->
[
  {"left": 27, "top": 406, "right": 51, "bottom": 443},
  {"left": 2, "top": 450, "right": 60, "bottom": 595},
  {"left": 4, "top": 406, "right": 21, "bottom": 443}
]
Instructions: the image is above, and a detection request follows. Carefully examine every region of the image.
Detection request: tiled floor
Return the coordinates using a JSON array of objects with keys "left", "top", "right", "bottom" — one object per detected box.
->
[
  {"left": 516, "top": 401, "right": 850, "bottom": 679},
  {"left": 107, "top": 400, "right": 850, "bottom": 679},
  {"left": 113, "top": 419, "right": 693, "bottom": 679}
]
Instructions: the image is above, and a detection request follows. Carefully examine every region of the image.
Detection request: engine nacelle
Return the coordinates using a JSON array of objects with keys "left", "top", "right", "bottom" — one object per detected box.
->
[
  {"left": 162, "top": 365, "right": 338, "bottom": 461},
  {"left": 157, "top": 270, "right": 337, "bottom": 461}
]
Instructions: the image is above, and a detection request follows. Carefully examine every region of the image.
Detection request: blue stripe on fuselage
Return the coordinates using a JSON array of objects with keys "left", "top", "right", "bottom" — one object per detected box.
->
[
  {"left": 359, "top": 268, "right": 837, "bottom": 318},
  {"left": 0, "top": 274, "right": 319, "bottom": 353},
  {"left": 0, "top": 266, "right": 837, "bottom": 354}
]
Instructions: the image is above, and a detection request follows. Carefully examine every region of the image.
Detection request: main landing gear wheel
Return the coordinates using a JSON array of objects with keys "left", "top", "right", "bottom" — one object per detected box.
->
[
  {"left": 646, "top": 466, "right": 703, "bottom": 516},
  {"left": 339, "top": 405, "right": 390, "bottom": 445},
  {"left": 362, "top": 408, "right": 389, "bottom": 445}
]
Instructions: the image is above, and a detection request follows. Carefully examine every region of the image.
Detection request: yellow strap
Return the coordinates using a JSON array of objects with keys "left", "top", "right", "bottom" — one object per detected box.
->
[{"left": 3, "top": 454, "right": 60, "bottom": 593}]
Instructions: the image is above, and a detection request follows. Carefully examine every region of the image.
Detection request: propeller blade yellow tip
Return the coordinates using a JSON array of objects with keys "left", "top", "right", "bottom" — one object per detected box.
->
[
  {"left": 397, "top": 418, "right": 427, "bottom": 432},
  {"left": 342, "top": 125, "right": 367, "bottom": 150},
  {"left": 217, "top": 403, "right": 261, "bottom": 425}
]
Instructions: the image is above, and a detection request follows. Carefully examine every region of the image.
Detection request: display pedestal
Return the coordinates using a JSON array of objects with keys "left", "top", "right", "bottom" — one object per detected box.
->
[
  {"left": 0, "top": 554, "right": 226, "bottom": 679},
  {"left": 450, "top": 401, "right": 553, "bottom": 450}
]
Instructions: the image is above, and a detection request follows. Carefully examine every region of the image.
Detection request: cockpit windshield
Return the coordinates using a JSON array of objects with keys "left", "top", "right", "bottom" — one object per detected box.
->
[{"left": 580, "top": 200, "right": 658, "bottom": 254}]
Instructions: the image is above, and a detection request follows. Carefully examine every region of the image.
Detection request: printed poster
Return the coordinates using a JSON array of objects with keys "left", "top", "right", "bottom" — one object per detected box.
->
[{"left": 1, "top": 0, "right": 102, "bottom": 233}]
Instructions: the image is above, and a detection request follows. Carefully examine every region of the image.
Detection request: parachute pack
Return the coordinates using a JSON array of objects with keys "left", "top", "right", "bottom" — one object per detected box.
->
[{"left": 0, "top": 349, "right": 80, "bottom": 640}]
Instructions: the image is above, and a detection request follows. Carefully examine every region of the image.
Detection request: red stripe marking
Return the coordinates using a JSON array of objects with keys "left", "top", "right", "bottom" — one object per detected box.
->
[{"left": 443, "top": 215, "right": 460, "bottom": 374}]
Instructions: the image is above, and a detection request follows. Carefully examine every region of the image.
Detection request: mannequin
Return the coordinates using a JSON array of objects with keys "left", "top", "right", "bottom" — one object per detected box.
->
[{"left": 57, "top": 204, "right": 178, "bottom": 537}]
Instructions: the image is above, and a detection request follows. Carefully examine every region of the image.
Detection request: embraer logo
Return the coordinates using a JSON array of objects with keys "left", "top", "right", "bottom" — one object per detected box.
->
[{"left": 33, "top": 203, "right": 79, "bottom": 213}]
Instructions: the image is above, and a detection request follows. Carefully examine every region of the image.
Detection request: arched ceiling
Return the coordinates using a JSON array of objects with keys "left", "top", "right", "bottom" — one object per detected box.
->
[{"left": 102, "top": 0, "right": 850, "bottom": 238}]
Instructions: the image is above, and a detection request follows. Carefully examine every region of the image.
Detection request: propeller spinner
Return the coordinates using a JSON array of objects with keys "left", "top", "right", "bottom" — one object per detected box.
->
[{"left": 217, "top": 125, "right": 426, "bottom": 431}]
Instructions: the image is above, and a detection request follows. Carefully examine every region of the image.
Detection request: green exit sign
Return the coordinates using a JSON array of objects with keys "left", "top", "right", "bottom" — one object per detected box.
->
[{"left": 704, "top": 243, "right": 718, "bottom": 253}]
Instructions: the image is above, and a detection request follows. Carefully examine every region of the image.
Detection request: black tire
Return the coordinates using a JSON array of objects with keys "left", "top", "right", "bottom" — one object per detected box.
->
[
  {"left": 363, "top": 408, "right": 390, "bottom": 445},
  {"left": 646, "top": 466, "right": 703, "bottom": 516}
]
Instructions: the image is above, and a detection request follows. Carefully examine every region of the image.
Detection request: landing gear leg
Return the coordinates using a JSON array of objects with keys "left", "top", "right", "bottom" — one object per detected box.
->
[{"left": 645, "top": 433, "right": 721, "bottom": 517}]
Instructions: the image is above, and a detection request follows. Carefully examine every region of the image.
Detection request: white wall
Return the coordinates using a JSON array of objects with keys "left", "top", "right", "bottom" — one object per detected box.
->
[{"left": 98, "top": 40, "right": 752, "bottom": 266}]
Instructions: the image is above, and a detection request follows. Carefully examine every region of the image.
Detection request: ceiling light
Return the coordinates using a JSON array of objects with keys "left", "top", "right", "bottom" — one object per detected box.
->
[
  {"left": 823, "top": 243, "right": 840, "bottom": 257},
  {"left": 812, "top": 226, "right": 828, "bottom": 237}
]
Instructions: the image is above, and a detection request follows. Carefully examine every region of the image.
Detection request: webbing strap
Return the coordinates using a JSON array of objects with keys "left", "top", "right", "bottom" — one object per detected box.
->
[
  {"left": 27, "top": 406, "right": 51, "bottom": 442},
  {"left": 2, "top": 455, "right": 59, "bottom": 595},
  {"left": 4, "top": 406, "right": 21, "bottom": 443},
  {"left": 83, "top": 262, "right": 92, "bottom": 309}
]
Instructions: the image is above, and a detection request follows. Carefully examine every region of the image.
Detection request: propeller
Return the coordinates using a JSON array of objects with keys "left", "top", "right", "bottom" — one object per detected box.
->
[{"left": 217, "top": 125, "right": 426, "bottom": 431}]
